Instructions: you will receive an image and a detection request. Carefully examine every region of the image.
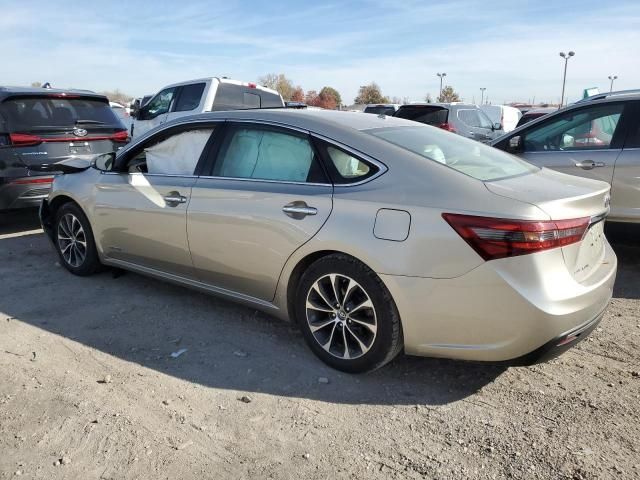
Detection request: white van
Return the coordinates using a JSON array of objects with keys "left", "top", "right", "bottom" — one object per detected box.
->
[
  {"left": 479, "top": 105, "right": 522, "bottom": 133},
  {"left": 131, "top": 77, "right": 284, "bottom": 138}
]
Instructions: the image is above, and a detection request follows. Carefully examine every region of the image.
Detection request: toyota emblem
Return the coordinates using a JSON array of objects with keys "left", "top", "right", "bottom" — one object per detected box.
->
[{"left": 73, "top": 127, "right": 88, "bottom": 137}]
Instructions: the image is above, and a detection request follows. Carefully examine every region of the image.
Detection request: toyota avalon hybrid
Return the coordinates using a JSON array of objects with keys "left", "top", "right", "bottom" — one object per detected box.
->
[{"left": 38, "top": 109, "right": 616, "bottom": 372}]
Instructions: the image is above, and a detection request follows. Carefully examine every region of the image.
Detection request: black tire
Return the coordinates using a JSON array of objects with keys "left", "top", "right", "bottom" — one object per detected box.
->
[
  {"left": 296, "top": 254, "right": 403, "bottom": 373},
  {"left": 53, "top": 202, "right": 102, "bottom": 276}
]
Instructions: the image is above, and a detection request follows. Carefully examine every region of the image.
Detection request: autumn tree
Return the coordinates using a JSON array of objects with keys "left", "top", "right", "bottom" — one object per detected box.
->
[
  {"left": 437, "top": 86, "right": 461, "bottom": 103},
  {"left": 305, "top": 90, "right": 319, "bottom": 106},
  {"left": 354, "top": 83, "right": 389, "bottom": 104},
  {"left": 319, "top": 86, "right": 342, "bottom": 107},
  {"left": 258, "top": 73, "right": 295, "bottom": 101},
  {"left": 30, "top": 81, "right": 42, "bottom": 88},
  {"left": 290, "top": 86, "right": 305, "bottom": 102}
]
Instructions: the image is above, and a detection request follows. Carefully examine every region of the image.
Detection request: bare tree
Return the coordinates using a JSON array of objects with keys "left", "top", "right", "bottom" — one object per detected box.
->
[{"left": 258, "top": 73, "right": 295, "bottom": 101}]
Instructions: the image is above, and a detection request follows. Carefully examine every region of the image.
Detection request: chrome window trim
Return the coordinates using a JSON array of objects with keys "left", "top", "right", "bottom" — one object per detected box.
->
[
  {"left": 229, "top": 118, "right": 309, "bottom": 135},
  {"left": 100, "top": 171, "right": 198, "bottom": 179},
  {"left": 198, "top": 175, "right": 332, "bottom": 187},
  {"left": 524, "top": 148, "right": 622, "bottom": 154}
]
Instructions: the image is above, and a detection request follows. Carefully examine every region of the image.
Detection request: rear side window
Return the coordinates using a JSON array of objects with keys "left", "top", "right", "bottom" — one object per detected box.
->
[
  {"left": 213, "top": 84, "right": 283, "bottom": 111},
  {"left": 0, "top": 97, "right": 121, "bottom": 130},
  {"left": 174, "top": 83, "right": 205, "bottom": 112},
  {"left": 213, "top": 127, "right": 326, "bottom": 183},
  {"left": 394, "top": 106, "right": 448, "bottom": 126}
]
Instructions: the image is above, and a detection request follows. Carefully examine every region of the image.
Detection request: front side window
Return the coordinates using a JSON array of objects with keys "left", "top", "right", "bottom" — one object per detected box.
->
[
  {"left": 174, "top": 83, "right": 205, "bottom": 112},
  {"left": 367, "top": 125, "right": 538, "bottom": 181},
  {"left": 213, "top": 127, "right": 325, "bottom": 183},
  {"left": 523, "top": 104, "right": 624, "bottom": 152},
  {"left": 457, "top": 108, "right": 493, "bottom": 129},
  {"left": 124, "top": 128, "right": 214, "bottom": 175},
  {"left": 141, "top": 87, "right": 176, "bottom": 120}
]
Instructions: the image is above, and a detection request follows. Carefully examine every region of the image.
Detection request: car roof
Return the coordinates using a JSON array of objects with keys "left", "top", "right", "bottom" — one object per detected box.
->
[
  {"left": 0, "top": 86, "right": 106, "bottom": 101},
  {"left": 401, "top": 103, "right": 478, "bottom": 109},
  {"left": 156, "top": 77, "right": 280, "bottom": 96},
  {"left": 523, "top": 107, "right": 557, "bottom": 115}
]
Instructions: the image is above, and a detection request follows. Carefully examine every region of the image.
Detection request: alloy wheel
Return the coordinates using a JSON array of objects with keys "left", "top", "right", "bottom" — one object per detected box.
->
[
  {"left": 57, "top": 213, "right": 87, "bottom": 268},
  {"left": 305, "top": 273, "right": 377, "bottom": 360}
]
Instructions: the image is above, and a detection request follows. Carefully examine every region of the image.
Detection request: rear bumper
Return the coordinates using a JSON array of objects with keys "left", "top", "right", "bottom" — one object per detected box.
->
[
  {"left": 0, "top": 177, "right": 53, "bottom": 211},
  {"left": 380, "top": 241, "right": 617, "bottom": 363}
]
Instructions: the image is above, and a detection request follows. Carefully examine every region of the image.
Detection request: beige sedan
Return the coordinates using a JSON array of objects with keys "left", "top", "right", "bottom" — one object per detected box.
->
[{"left": 39, "top": 109, "right": 616, "bottom": 372}]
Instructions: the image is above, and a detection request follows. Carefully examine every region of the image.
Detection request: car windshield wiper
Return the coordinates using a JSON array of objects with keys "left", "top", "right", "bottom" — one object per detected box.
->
[{"left": 75, "top": 119, "right": 106, "bottom": 125}]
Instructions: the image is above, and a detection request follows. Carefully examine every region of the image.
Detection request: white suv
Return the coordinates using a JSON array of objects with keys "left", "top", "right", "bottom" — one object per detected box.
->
[{"left": 131, "top": 77, "right": 284, "bottom": 138}]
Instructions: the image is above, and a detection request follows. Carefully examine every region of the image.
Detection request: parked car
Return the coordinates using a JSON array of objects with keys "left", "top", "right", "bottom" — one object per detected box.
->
[
  {"left": 0, "top": 86, "right": 129, "bottom": 211},
  {"left": 130, "top": 77, "right": 284, "bottom": 138},
  {"left": 394, "top": 103, "right": 503, "bottom": 142},
  {"left": 363, "top": 104, "right": 401, "bottom": 115},
  {"left": 515, "top": 107, "right": 557, "bottom": 128},
  {"left": 110, "top": 101, "right": 132, "bottom": 131},
  {"left": 492, "top": 90, "right": 640, "bottom": 223},
  {"left": 480, "top": 105, "right": 522, "bottom": 132},
  {"left": 38, "top": 109, "right": 615, "bottom": 372}
]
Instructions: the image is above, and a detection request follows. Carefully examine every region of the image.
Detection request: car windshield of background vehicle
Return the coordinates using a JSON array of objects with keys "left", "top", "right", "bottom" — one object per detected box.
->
[
  {"left": 367, "top": 125, "right": 538, "bottom": 181},
  {"left": 0, "top": 97, "right": 122, "bottom": 130}
]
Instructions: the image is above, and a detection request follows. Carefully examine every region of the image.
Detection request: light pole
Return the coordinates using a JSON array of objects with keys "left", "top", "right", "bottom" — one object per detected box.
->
[
  {"left": 437, "top": 73, "right": 446, "bottom": 100},
  {"left": 480, "top": 87, "right": 486, "bottom": 105},
  {"left": 608, "top": 75, "right": 618, "bottom": 92},
  {"left": 559, "top": 51, "right": 575, "bottom": 108}
]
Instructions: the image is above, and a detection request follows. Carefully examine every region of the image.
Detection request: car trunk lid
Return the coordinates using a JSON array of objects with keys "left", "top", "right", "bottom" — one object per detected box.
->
[{"left": 485, "top": 167, "right": 610, "bottom": 283}]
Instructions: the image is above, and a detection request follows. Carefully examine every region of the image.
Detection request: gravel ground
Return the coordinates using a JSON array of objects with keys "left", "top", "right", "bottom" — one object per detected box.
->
[{"left": 1, "top": 209, "right": 639, "bottom": 480}]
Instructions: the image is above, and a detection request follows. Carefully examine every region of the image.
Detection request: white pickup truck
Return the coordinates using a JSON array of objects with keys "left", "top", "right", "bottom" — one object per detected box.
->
[{"left": 130, "top": 77, "right": 284, "bottom": 138}]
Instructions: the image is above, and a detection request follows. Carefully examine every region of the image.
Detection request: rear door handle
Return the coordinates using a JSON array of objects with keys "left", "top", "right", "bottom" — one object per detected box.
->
[
  {"left": 575, "top": 160, "right": 605, "bottom": 170},
  {"left": 283, "top": 202, "right": 317, "bottom": 219},
  {"left": 163, "top": 192, "right": 187, "bottom": 206}
]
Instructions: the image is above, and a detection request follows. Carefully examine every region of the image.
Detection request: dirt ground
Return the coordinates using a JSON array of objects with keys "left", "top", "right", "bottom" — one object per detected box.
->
[{"left": 1, "top": 209, "right": 639, "bottom": 480}]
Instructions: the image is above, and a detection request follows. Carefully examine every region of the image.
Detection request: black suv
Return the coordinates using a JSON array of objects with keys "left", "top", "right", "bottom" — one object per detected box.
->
[{"left": 0, "top": 87, "right": 129, "bottom": 211}]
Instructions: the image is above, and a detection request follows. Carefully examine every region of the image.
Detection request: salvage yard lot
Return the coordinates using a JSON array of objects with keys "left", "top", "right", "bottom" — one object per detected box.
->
[{"left": 1, "top": 210, "right": 639, "bottom": 480}]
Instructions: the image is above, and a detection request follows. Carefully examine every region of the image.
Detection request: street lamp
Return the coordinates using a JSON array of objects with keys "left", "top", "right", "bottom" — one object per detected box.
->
[
  {"left": 608, "top": 75, "right": 618, "bottom": 92},
  {"left": 559, "top": 51, "right": 575, "bottom": 108},
  {"left": 437, "top": 73, "right": 446, "bottom": 100},
  {"left": 480, "top": 87, "right": 486, "bottom": 105}
]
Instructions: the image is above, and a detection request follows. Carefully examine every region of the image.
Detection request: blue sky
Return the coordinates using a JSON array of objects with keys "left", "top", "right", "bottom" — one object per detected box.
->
[{"left": 1, "top": 0, "right": 639, "bottom": 104}]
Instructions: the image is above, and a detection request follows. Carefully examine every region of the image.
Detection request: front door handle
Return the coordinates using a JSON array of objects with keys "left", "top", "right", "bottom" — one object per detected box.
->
[
  {"left": 283, "top": 201, "right": 317, "bottom": 219},
  {"left": 163, "top": 192, "right": 187, "bottom": 206},
  {"left": 575, "top": 160, "right": 605, "bottom": 170}
]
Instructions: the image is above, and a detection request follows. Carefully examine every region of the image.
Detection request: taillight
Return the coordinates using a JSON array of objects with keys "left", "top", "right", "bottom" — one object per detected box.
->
[
  {"left": 111, "top": 130, "right": 130, "bottom": 142},
  {"left": 247, "top": 82, "right": 257, "bottom": 89},
  {"left": 442, "top": 213, "right": 590, "bottom": 260},
  {"left": 9, "top": 133, "right": 43, "bottom": 146},
  {"left": 438, "top": 122, "right": 456, "bottom": 133},
  {"left": 10, "top": 177, "right": 54, "bottom": 185}
]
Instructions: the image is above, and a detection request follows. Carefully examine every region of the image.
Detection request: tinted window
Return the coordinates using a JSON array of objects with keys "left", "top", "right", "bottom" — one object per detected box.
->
[
  {"left": 394, "top": 106, "right": 448, "bottom": 125},
  {"left": 523, "top": 104, "right": 624, "bottom": 152},
  {"left": 364, "top": 106, "right": 396, "bottom": 115},
  {"left": 213, "top": 127, "right": 325, "bottom": 183},
  {"left": 367, "top": 125, "right": 538, "bottom": 181},
  {"left": 141, "top": 87, "right": 176, "bottom": 120},
  {"left": 174, "top": 83, "right": 205, "bottom": 112},
  {"left": 0, "top": 97, "right": 121, "bottom": 130},
  {"left": 213, "top": 84, "right": 282, "bottom": 111},
  {"left": 457, "top": 108, "right": 493, "bottom": 128}
]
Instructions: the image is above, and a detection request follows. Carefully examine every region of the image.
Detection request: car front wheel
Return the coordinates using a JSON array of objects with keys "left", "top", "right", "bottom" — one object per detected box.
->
[{"left": 296, "top": 254, "right": 403, "bottom": 373}]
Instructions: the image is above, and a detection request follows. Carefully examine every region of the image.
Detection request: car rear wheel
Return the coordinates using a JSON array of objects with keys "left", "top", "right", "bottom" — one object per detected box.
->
[
  {"left": 54, "top": 203, "right": 101, "bottom": 276},
  {"left": 296, "top": 254, "right": 403, "bottom": 373}
]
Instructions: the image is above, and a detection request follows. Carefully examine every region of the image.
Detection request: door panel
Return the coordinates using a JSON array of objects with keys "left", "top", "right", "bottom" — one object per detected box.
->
[
  {"left": 520, "top": 149, "right": 620, "bottom": 184},
  {"left": 187, "top": 178, "right": 332, "bottom": 301},
  {"left": 93, "top": 173, "right": 196, "bottom": 276},
  {"left": 610, "top": 148, "right": 640, "bottom": 221}
]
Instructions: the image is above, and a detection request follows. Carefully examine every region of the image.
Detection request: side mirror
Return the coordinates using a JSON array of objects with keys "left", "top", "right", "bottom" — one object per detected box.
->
[
  {"left": 509, "top": 135, "right": 522, "bottom": 151},
  {"left": 93, "top": 152, "right": 115, "bottom": 172},
  {"left": 493, "top": 122, "right": 502, "bottom": 131}
]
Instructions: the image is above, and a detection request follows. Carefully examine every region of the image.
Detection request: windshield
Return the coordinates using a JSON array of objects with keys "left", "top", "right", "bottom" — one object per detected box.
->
[
  {"left": 366, "top": 125, "right": 538, "bottom": 181},
  {"left": 457, "top": 108, "right": 494, "bottom": 128},
  {"left": 0, "top": 96, "right": 122, "bottom": 131}
]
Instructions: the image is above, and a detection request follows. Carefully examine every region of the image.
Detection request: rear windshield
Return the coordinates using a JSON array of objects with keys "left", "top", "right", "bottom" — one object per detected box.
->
[
  {"left": 394, "top": 106, "right": 448, "bottom": 125},
  {"left": 364, "top": 106, "right": 396, "bottom": 115},
  {"left": 212, "top": 84, "right": 283, "bottom": 111},
  {"left": 0, "top": 96, "right": 122, "bottom": 131},
  {"left": 366, "top": 125, "right": 538, "bottom": 181}
]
